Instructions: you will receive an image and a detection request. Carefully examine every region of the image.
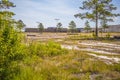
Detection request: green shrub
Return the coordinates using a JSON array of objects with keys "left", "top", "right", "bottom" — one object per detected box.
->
[
  {"left": 0, "top": 27, "right": 25, "bottom": 80},
  {"left": 28, "top": 41, "right": 68, "bottom": 57},
  {"left": 82, "top": 59, "right": 109, "bottom": 73},
  {"left": 80, "top": 73, "right": 90, "bottom": 80},
  {"left": 105, "top": 33, "right": 111, "bottom": 39},
  {"left": 111, "top": 63, "right": 120, "bottom": 72}
]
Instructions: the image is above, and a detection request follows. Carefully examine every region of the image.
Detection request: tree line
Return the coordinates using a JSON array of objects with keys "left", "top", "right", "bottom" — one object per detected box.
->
[
  {"left": 38, "top": 0, "right": 120, "bottom": 35},
  {"left": 37, "top": 20, "right": 90, "bottom": 33},
  {"left": 0, "top": 0, "right": 120, "bottom": 79}
]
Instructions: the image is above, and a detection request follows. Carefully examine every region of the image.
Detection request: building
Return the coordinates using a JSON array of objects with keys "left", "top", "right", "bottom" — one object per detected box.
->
[
  {"left": 61, "top": 28, "right": 68, "bottom": 32},
  {"left": 25, "top": 27, "right": 91, "bottom": 33},
  {"left": 107, "top": 25, "right": 120, "bottom": 32},
  {"left": 25, "top": 25, "right": 120, "bottom": 33},
  {"left": 25, "top": 28, "right": 39, "bottom": 32},
  {"left": 76, "top": 28, "right": 84, "bottom": 32},
  {"left": 25, "top": 27, "right": 68, "bottom": 33},
  {"left": 89, "top": 25, "right": 120, "bottom": 33},
  {"left": 44, "top": 27, "right": 56, "bottom": 32}
]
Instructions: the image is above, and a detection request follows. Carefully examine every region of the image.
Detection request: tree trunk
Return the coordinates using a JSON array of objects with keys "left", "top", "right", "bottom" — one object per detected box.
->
[
  {"left": 95, "top": 2, "right": 98, "bottom": 37},
  {"left": 95, "top": 15, "right": 98, "bottom": 37}
]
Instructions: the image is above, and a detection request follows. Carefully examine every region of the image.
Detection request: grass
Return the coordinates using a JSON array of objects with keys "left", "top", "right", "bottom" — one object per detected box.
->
[
  {"left": 13, "top": 44, "right": 120, "bottom": 80},
  {"left": 26, "top": 40, "right": 68, "bottom": 57},
  {"left": 9, "top": 32, "right": 120, "bottom": 80}
]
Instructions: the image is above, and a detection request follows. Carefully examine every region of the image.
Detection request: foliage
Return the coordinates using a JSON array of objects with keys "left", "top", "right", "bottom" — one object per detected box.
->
[
  {"left": 0, "top": 0, "right": 120, "bottom": 80},
  {"left": 7, "top": 41, "right": 120, "bottom": 80},
  {"left": 75, "top": 0, "right": 120, "bottom": 37},
  {"left": 56, "top": 22, "right": 62, "bottom": 32},
  {"left": 0, "top": 0, "right": 24, "bottom": 80},
  {"left": 38, "top": 23, "right": 44, "bottom": 33},
  {"left": 105, "top": 32, "right": 111, "bottom": 39},
  {"left": 112, "top": 63, "right": 120, "bottom": 72},
  {"left": 0, "top": 0, "right": 15, "bottom": 9},
  {"left": 68, "top": 21, "right": 76, "bottom": 33},
  {"left": 0, "top": 26, "right": 25, "bottom": 80},
  {"left": 16, "top": 20, "right": 26, "bottom": 31},
  {"left": 84, "top": 20, "right": 91, "bottom": 33},
  {"left": 28, "top": 41, "right": 68, "bottom": 57}
]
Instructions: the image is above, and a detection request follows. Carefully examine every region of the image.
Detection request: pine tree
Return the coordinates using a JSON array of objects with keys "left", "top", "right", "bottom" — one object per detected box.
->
[
  {"left": 38, "top": 23, "right": 44, "bottom": 34},
  {"left": 56, "top": 22, "right": 62, "bottom": 32},
  {"left": 68, "top": 21, "right": 76, "bottom": 33},
  {"left": 16, "top": 20, "right": 26, "bottom": 31},
  {"left": 75, "top": 0, "right": 120, "bottom": 37},
  {"left": 84, "top": 21, "right": 91, "bottom": 33}
]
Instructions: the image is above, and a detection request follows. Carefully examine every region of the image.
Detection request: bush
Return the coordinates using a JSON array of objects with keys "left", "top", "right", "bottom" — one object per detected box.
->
[
  {"left": 106, "top": 33, "right": 110, "bottom": 39},
  {"left": 27, "top": 41, "right": 68, "bottom": 57},
  {"left": 111, "top": 63, "right": 120, "bottom": 72},
  {"left": 0, "top": 26, "right": 25, "bottom": 80}
]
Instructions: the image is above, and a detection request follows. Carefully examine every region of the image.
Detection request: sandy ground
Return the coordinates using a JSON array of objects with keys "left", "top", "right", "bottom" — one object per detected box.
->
[
  {"left": 61, "top": 41, "right": 120, "bottom": 64},
  {"left": 26, "top": 32, "right": 120, "bottom": 63},
  {"left": 26, "top": 33, "right": 68, "bottom": 41}
]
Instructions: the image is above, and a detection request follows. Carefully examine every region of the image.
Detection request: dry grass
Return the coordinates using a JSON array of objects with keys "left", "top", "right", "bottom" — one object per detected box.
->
[{"left": 14, "top": 32, "right": 120, "bottom": 80}]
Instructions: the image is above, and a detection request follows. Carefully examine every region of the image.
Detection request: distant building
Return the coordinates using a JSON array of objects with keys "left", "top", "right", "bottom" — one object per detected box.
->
[
  {"left": 25, "top": 25, "right": 120, "bottom": 33},
  {"left": 25, "top": 27, "right": 68, "bottom": 33},
  {"left": 89, "top": 25, "right": 120, "bottom": 33},
  {"left": 76, "top": 28, "right": 84, "bottom": 32},
  {"left": 107, "top": 25, "right": 120, "bottom": 32},
  {"left": 25, "top": 28, "right": 39, "bottom": 32},
  {"left": 44, "top": 27, "right": 57, "bottom": 32},
  {"left": 61, "top": 28, "right": 68, "bottom": 32}
]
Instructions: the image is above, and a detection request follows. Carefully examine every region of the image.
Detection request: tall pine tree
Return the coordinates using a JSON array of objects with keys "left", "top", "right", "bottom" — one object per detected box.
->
[{"left": 75, "top": 0, "right": 120, "bottom": 37}]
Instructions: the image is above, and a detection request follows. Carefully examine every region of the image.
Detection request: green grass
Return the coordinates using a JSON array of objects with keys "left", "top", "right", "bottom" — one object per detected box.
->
[
  {"left": 5, "top": 33, "right": 120, "bottom": 80},
  {"left": 12, "top": 45, "right": 120, "bottom": 80},
  {"left": 27, "top": 40, "right": 68, "bottom": 57}
]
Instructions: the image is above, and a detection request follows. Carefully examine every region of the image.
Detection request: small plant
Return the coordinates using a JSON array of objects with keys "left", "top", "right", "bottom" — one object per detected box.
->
[
  {"left": 28, "top": 41, "right": 68, "bottom": 57},
  {"left": 106, "top": 33, "right": 111, "bottom": 39}
]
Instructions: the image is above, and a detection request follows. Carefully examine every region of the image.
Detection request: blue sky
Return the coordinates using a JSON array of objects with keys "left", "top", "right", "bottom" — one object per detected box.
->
[{"left": 10, "top": 0, "right": 120, "bottom": 28}]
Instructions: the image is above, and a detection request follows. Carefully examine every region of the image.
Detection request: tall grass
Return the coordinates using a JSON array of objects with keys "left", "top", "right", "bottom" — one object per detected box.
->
[
  {"left": 27, "top": 41, "right": 68, "bottom": 57},
  {"left": 13, "top": 48, "right": 120, "bottom": 80}
]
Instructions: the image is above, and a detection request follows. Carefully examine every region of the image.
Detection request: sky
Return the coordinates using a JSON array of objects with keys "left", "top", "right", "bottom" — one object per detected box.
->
[{"left": 10, "top": 0, "right": 120, "bottom": 28}]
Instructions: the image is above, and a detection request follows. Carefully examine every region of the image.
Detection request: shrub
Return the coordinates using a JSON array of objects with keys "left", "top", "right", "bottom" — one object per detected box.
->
[
  {"left": 28, "top": 41, "right": 68, "bottom": 57},
  {"left": 0, "top": 27, "right": 25, "bottom": 80},
  {"left": 106, "top": 33, "right": 111, "bottom": 39}
]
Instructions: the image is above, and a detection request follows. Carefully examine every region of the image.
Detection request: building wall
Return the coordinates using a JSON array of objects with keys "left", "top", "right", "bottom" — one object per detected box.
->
[
  {"left": 107, "top": 25, "right": 120, "bottom": 32},
  {"left": 25, "top": 25, "right": 120, "bottom": 33},
  {"left": 25, "top": 28, "right": 39, "bottom": 32}
]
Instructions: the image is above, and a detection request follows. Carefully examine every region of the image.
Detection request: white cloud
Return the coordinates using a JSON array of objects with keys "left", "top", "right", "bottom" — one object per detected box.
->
[
  {"left": 10, "top": 0, "right": 120, "bottom": 28},
  {"left": 10, "top": 0, "right": 82, "bottom": 28}
]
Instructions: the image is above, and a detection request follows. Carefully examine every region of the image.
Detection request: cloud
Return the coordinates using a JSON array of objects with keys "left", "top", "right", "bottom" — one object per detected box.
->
[
  {"left": 10, "top": 0, "right": 120, "bottom": 28},
  {"left": 10, "top": 0, "right": 81, "bottom": 28}
]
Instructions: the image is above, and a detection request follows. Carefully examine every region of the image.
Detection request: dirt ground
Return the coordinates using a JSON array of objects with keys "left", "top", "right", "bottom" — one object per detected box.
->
[
  {"left": 25, "top": 32, "right": 120, "bottom": 64},
  {"left": 25, "top": 32, "right": 68, "bottom": 41}
]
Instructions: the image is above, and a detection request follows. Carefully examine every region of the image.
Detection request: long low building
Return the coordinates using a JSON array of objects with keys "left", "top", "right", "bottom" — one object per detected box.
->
[
  {"left": 87, "top": 25, "right": 120, "bottom": 33},
  {"left": 25, "top": 27, "right": 84, "bottom": 33},
  {"left": 25, "top": 25, "right": 120, "bottom": 33},
  {"left": 107, "top": 25, "right": 120, "bottom": 32},
  {"left": 25, "top": 28, "right": 39, "bottom": 32}
]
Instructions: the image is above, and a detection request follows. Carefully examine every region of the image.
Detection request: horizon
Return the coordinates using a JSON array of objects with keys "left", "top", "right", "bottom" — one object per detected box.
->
[{"left": 10, "top": 0, "right": 120, "bottom": 28}]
